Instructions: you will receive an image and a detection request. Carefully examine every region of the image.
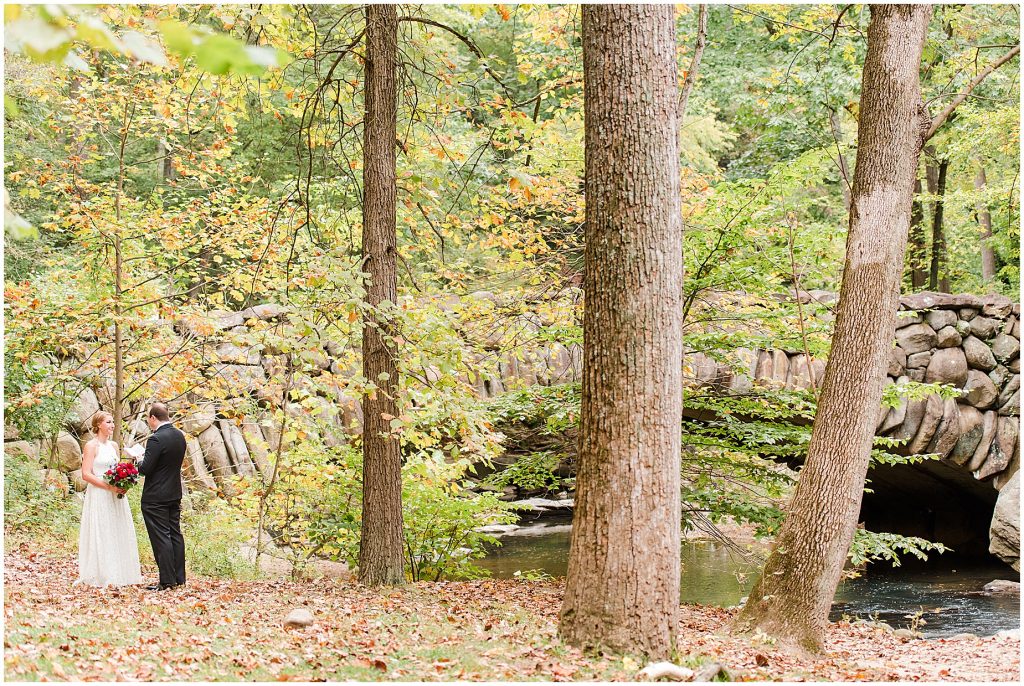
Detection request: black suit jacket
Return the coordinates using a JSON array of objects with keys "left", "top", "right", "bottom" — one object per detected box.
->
[{"left": 138, "top": 423, "right": 186, "bottom": 503}]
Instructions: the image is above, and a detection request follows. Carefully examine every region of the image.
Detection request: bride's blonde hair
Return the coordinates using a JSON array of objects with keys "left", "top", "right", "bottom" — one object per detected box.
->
[{"left": 91, "top": 411, "right": 113, "bottom": 434}]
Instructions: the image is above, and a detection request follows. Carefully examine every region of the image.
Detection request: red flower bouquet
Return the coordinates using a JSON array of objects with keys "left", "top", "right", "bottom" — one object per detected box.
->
[{"left": 104, "top": 461, "right": 140, "bottom": 499}]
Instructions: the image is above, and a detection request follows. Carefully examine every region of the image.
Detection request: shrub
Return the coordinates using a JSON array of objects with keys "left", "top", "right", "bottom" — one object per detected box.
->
[{"left": 3, "top": 451, "right": 79, "bottom": 546}]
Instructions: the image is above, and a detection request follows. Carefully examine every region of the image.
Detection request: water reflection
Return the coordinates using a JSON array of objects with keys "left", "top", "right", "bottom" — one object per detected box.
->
[{"left": 477, "top": 521, "right": 1020, "bottom": 638}]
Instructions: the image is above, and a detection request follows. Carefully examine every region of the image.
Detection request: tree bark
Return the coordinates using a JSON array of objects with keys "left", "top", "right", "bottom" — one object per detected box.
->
[
  {"left": 358, "top": 3, "right": 404, "bottom": 587},
  {"left": 558, "top": 4, "right": 683, "bottom": 658},
  {"left": 734, "top": 4, "right": 931, "bottom": 653},
  {"left": 975, "top": 165, "right": 998, "bottom": 281},
  {"left": 928, "top": 158, "right": 950, "bottom": 292}
]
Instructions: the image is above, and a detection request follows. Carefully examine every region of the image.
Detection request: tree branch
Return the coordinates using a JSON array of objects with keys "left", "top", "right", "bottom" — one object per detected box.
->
[
  {"left": 398, "top": 15, "right": 513, "bottom": 98},
  {"left": 925, "top": 44, "right": 1019, "bottom": 141},
  {"left": 678, "top": 4, "right": 708, "bottom": 122}
]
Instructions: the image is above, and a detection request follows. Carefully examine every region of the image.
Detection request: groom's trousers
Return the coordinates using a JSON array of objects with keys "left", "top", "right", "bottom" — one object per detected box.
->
[{"left": 141, "top": 499, "right": 186, "bottom": 586}]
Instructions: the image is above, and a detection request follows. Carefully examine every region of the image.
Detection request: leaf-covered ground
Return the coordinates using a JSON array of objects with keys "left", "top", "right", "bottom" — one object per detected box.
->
[{"left": 4, "top": 545, "right": 1019, "bottom": 682}]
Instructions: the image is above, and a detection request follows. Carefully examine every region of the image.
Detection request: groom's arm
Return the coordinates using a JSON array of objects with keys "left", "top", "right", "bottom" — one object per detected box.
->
[{"left": 138, "top": 434, "right": 161, "bottom": 475}]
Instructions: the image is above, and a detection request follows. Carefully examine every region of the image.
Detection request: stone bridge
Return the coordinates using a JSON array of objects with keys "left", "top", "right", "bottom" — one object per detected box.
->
[{"left": 6, "top": 291, "right": 1019, "bottom": 569}]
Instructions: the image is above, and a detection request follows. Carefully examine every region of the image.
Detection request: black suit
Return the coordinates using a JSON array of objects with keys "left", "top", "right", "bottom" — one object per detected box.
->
[{"left": 138, "top": 422, "right": 187, "bottom": 586}]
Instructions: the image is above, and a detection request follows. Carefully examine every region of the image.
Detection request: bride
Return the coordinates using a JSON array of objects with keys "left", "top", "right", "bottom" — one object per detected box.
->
[{"left": 75, "top": 411, "right": 144, "bottom": 587}]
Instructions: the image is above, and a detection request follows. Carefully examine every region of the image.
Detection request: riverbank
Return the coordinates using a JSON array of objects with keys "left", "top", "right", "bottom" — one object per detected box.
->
[{"left": 4, "top": 545, "right": 1018, "bottom": 682}]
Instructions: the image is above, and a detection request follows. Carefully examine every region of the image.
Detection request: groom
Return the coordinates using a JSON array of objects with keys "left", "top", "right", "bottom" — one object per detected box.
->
[{"left": 137, "top": 402, "right": 187, "bottom": 590}]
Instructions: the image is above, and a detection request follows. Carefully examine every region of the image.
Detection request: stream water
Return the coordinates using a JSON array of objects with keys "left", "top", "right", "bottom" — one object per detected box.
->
[{"left": 477, "top": 519, "right": 1021, "bottom": 638}]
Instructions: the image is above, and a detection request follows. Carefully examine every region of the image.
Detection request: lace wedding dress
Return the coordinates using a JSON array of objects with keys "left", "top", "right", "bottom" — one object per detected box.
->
[{"left": 76, "top": 440, "right": 144, "bottom": 587}]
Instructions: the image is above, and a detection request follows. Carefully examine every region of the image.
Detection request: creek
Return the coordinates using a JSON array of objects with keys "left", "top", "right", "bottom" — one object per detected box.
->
[{"left": 477, "top": 517, "right": 1021, "bottom": 638}]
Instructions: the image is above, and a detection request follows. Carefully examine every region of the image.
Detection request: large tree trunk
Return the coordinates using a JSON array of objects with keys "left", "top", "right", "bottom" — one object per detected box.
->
[
  {"left": 928, "top": 158, "right": 950, "bottom": 291},
  {"left": 734, "top": 4, "right": 931, "bottom": 653},
  {"left": 358, "top": 3, "right": 404, "bottom": 587},
  {"left": 975, "top": 165, "right": 998, "bottom": 281},
  {"left": 558, "top": 4, "right": 683, "bottom": 658}
]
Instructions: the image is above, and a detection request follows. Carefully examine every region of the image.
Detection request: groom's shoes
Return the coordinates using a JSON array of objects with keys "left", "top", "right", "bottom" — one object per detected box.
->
[{"left": 144, "top": 583, "right": 181, "bottom": 591}]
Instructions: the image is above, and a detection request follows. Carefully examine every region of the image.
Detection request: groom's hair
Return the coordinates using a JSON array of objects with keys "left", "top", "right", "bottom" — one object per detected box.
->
[{"left": 149, "top": 402, "right": 170, "bottom": 422}]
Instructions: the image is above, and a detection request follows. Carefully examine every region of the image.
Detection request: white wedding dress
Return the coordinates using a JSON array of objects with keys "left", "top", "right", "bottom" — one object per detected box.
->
[{"left": 76, "top": 440, "right": 144, "bottom": 587}]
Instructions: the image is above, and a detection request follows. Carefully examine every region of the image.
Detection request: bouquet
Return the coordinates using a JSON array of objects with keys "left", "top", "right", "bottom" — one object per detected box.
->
[{"left": 104, "top": 461, "right": 140, "bottom": 499}]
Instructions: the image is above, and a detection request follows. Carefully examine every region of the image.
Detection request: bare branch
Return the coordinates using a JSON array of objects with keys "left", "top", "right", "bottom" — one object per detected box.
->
[
  {"left": 398, "top": 15, "right": 513, "bottom": 98},
  {"left": 678, "top": 4, "right": 708, "bottom": 122},
  {"left": 926, "top": 44, "right": 1019, "bottom": 141}
]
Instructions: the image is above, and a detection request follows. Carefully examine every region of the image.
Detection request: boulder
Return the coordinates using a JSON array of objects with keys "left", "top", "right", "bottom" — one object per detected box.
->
[
  {"left": 179, "top": 403, "right": 217, "bottom": 436},
  {"left": 981, "top": 296, "right": 1014, "bottom": 318},
  {"left": 959, "top": 307, "right": 978, "bottom": 321},
  {"left": 68, "top": 469, "right": 87, "bottom": 492},
  {"left": 982, "top": 580, "right": 1020, "bottom": 595},
  {"left": 925, "top": 398, "right": 960, "bottom": 458},
  {"left": 184, "top": 435, "right": 216, "bottom": 492},
  {"left": 787, "top": 354, "right": 819, "bottom": 391},
  {"left": 770, "top": 350, "right": 789, "bottom": 387},
  {"left": 239, "top": 303, "right": 287, "bottom": 322},
  {"left": 991, "top": 334, "right": 1020, "bottom": 365},
  {"left": 925, "top": 309, "right": 958, "bottom": 331},
  {"left": 637, "top": 662, "right": 694, "bottom": 682},
  {"left": 215, "top": 343, "right": 261, "bottom": 365},
  {"left": 997, "top": 375, "right": 1020, "bottom": 414},
  {"left": 989, "top": 470, "right": 1020, "bottom": 571},
  {"left": 896, "top": 323, "right": 937, "bottom": 355},
  {"left": 948, "top": 405, "right": 985, "bottom": 466},
  {"left": 924, "top": 347, "right": 968, "bottom": 388},
  {"left": 241, "top": 420, "right": 272, "bottom": 478},
  {"left": 725, "top": 349, "right": 758, "bottom": 395},
  {"left": 219, "top": 419, "right": 256, "bottom": 476},
  {"left": 892, "top": 398, "right": 928, "bottom": 444},
  {"left": 935, "top": 326, "right": 962, "bottom": 349},
  {"left": 907, "top": 368, "right": 925, "bottom": 382},
  {"left": 989, "top": 365, "right": 1012, "bottom": 388},
  {"left": 42, "top": 432, "right": 83, "bottom": 471},
  {"left": 208, "top": 363, "right": 268, "bottom": 393},
  {"left": 999, "top": 389, "right": 1020, "bottom": 417},
  {"left": 966, "top": 411, "right": 999, "bottom": 472},
  {"left": 962, "top": 370, "right": 999, "bottom": 409},
  {"left": 894, "top": 312, "right": 923, "bottom": 329},
  {"left": 963, "top": 336, "right": 997, "bottom": 371},
  {"left": 878, "top": 387, "right": 909, "bottom": 435},
  {"left": 4, "top": 440, "right": 39, "bottom": 462},
  {"left": 888, "top": 346, "right": 907, "bottom": 377},
  {"left": 1013, "top": 318, "right": 1021, "bottom": 339},
  {"left": 906, "top": 351, "right": 931, "bottom": 369},
  {"left": 198, "top": 425, "right": 234, "bottom": 492},
  {"left": 876, "top": 378, "right": 895, "bottom": 431},
  {"left": 907, "top": 394, "right": 945, "bottom": 455},
  {"left": 970, "top": 316, "right": 1000, "bottom": 339},
  {"left": 977, "top": 416, "right": 1018, "bottom": 481},
  {"left": 284, "top": 608, "right": 315, "bottom": 628},
  {"left": 955, "top": 319, "right": 973, "bottom": 336},
  {"left": 69, "top": 387, "right": 101, "bottom": 433},
  {"left": 1011, "top": 358, "right": 1021, "bottom": 373}
]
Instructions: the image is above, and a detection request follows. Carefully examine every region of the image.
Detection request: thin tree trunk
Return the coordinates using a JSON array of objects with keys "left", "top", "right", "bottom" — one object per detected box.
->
[
  {"left": 828, "top": 108, "right": 852, "bottom": 213},
  {"left": 908, "top": 177, "right": 928, "bottom": 289},
  {"left": 734, "top": 4, "right": 931, "bottom": 653},
  {"left": 929, "top": 158, "right": 950, "bottom": 291},
  {"left": 559, "top": 4, "right": 683, "bottom": 658},
  {"left": 358, "top": 3, "right": 404, "bottom": 587},
  {"left": 113, "top": 101, "right": 133, "bottom": 445},
  {"left": 975, "top": 165, "right": 998, "bottom": 281}
]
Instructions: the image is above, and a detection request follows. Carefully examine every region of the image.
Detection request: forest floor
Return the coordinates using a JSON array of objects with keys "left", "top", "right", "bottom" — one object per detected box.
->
[{"left": 4, "top": 542, "right": 1020, "bottom": 682}]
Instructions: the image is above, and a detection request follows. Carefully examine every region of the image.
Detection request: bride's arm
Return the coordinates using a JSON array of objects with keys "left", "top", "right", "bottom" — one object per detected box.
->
[{"left": 80, "top": 443, "right": 121, "bottom": 493}]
